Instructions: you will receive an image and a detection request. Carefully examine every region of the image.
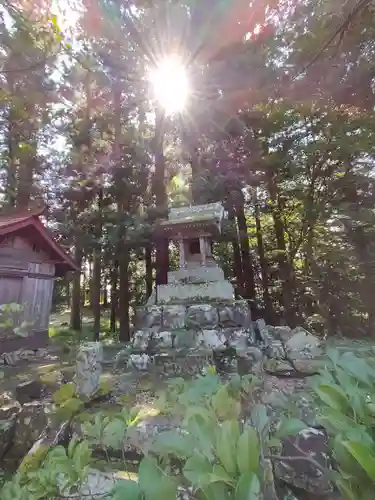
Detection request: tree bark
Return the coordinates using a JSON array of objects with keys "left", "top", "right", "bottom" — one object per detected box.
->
[
  {"left": 228, "top": 208, "right": 244, "bottom": 295},
  {"left": 110, "top": 261, "right": 118, "bottom": 333},
  {"left": 266, "top": 172, "right": 298, "bottom": 326},
  {"left": 145, "top": 244, "right": 153, "bottom": 298},
  {"left": 153, "top": 107, "right": 169, "bottom": 285},
  {"left": 235, "top": 192, "right": 256, "bottom": 307},
  {"left": 254, "top": 192, "right": 274, "bottom": 323},
  {"left": 118, "top": 250, "right": 130, "bottom": 341},
  {"left": 70, "top": 246, "right": 83, "bottom": 331}
]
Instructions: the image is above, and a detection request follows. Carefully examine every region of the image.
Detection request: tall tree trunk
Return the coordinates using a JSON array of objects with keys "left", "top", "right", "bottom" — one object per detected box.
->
[
  {"left": 6, "top": 79, "right": 17, "bottom": 208},
  {"left": 103, "top": 285, "right": 108, "bottom": 308},
  {"left": 118, "top": 249, "right": 130, "bottom": 341},
  {"left": 254, "top": 192, "right": 274, "bottom": 323},
  {"left": 235, "top": 192, "right": 256, "bottom": 307},
  {"left": 228, "top": 208, "right": 244, "bottom": 295},
  {"left": 145, "top": 244, "right": 153, "bottom": 298},
  {"left": 70, "top": 245, "right": 83, "bottom": 331},
  {"left": 110, "top": 261, "right": 118, "bottom": 333},
  {"left": 92, "top": 189, "right": 103, "bottom": 341},
  {"left": 153, "top": 107, "right": 169, "bottom": 285},
  {"left": 266, "top": 173, "right": 298, "bottom": 326}
]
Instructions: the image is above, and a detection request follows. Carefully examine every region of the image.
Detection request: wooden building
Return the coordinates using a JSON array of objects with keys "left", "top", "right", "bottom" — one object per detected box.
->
[{"left": 0, "top": 209, "right": 77, "bottom": 354}]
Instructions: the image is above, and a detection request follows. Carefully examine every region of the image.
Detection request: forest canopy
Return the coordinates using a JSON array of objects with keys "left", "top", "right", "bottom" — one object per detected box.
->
[{"left": 1, "top": 0, "right": 375, "bottom": 340}]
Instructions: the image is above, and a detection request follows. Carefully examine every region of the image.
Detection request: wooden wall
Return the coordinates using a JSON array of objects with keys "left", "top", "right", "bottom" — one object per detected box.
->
[{"left": 0, "top": 235, "right": 56, "bottom": 352}]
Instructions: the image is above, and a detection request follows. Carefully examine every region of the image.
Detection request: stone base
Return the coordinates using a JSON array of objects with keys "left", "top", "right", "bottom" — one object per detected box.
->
[
  {"left": 167, "top": 265, "right": 224, "bottom": 284},
  {"left": 135, "top": 300, "right": 251, "bottom": 331},
  {"left": 157, "top": 281, "right": 234, "bottom": 304}
]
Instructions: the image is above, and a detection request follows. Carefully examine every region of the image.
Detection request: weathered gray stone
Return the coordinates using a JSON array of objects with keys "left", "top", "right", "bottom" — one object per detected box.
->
[
  {"left": 154, "top": 331, "right": 174, "bottom": 348},
  {"left": 153, "top": 350, "right": 214, "bottom": 376},
  {"left": 218, "top": 300, "right": 251, "bottom": 328},
  {"left": 162, "top": 305, "right": 186, "bottom": 329},
  {"left": 196, "top": 329, "right": 226, "bottom": 349},
  {"left": 0, "top": 393, "right": 21, "bottom": 420},
  {"left": 132, "top": 330, "right": 151, "bottom": 350},
  {"left": 264, "top": 359, "right": 295, "bottom": 374},
  {"left": 255, "top": 318, "right": 272, "bottom": 344},
  {"left": 272, "top": 325, "right": 293, "bottom": 342},
  {"left": 236, "top": 346, "right": 263, "bottom": 375},
  {"left": 266, "top": 340, "right": 285, "bottom": 359},
  {"left": 127, "top": 354, "right": 151, "bottom": 371},
  {"left": 0, "top": 416, "right": 16, "bottom": 460},
  {"left": 135, "top": 306, "right": 163, "bottom": 329},
  {"left": 274, "top": 427, "right": 332, "bottom": 494},
  {"left": 286, "top": 329, "right": 323, "bottom": 361},
  {"left": 173, "top": 329, "right": 197, "bottom": 349},
  {"left": 185, "top": 304, "right": 219, "bottom": 329},
  {"left": 222, "top": 328, "right": 249, "bottom": 349},
  {"left": 293, "top": 358, "right": 328, "bottom": 375},
  {"left": 76, "top": 342, "right": 103, "bottom": 399},
  {"left": 6, "top": 402, "right": 51, "bottom": 461}
]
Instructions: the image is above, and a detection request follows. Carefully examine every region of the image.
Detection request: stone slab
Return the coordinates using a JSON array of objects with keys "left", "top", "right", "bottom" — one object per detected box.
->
[
  {"left": 168, "top": 265, "right": 225, "bottom": 284},
  {"left": 157, "top": 281, "right": 234, "bottom": 304}
]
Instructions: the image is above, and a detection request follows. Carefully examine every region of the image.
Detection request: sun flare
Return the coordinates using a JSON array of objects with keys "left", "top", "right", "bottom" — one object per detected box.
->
[{"left": 149, "top": 56, "right": 190, "bottom": 115}]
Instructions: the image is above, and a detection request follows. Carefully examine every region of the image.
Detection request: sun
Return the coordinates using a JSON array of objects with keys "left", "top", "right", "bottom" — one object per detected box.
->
[{"left": 149, "top": 56, "right": 190, "bottom": 115}]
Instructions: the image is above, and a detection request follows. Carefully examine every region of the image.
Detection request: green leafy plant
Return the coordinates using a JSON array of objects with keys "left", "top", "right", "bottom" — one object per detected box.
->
[{"left": 308, "top": 348, "right": 375, "bottom": 500}]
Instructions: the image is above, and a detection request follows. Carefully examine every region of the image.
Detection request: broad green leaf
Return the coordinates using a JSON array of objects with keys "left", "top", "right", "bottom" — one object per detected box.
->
[
  {"left": 250, "top": 405, "right": 268, "bottom": 435},
  {"left": 335, "top": 478, "right": 358, "bottom": 500},
  {"left": 199, "top": 482, "right": 231, "bottom": 500},
  {"left": 317, "top": 407, "right": 355, "bottom": 434},
  {"left": 103, "top": 419, "right": 127, "bottom": 449},
  {"left": 72, "top": 440, "right": 91, "bottom": 471},
  {"left": 152, "top": 430, "right": 195, "bottom": 457},
  {"left": 315, "top": 384, "right": 348, "bottom": 412},
  {"left": 206, "top": 465, "right": 234, "bottom": 485},
  {"left": 342, "top": 441, "right": 375, "bottom": 481},
  {"left": 139, "top": 456, "right": 177, "bottom": 500},
  {"left": 55, "top": 397, "right": 83, "bottom": 421},
  {"left": 276, "top": 418, "right": 306, "bottom": 438},
  {"left": 186, "top": 414, "right": 215, "bottom": 461},
  {"left": 237, "top": 427, "right": 260, "bottom": 474},
  {"left": 216, "top": 420, "right": 240, "bottom": 476},
  {"left": 112, "top": 480, "right": 141, "bottom": 500},
  {"left": 183, "top": 453, "right": 212, "bottom": 487},
  {"left": 53, "top": 383, "right": 75, "bottom": 405},
  {"left": 212, "top": 386, "right": 241, "bottom": 420},
  {"left": 235, "top": 472, "right": 261, "bottom": 500}
]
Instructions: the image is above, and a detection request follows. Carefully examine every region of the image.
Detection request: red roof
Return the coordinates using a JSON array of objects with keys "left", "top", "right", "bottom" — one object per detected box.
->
[{"left": 0, "top": 210, "right": 78, "bottom": 276}]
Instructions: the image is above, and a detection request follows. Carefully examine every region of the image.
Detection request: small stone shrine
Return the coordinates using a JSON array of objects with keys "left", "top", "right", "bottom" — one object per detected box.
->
[{"left": 129, "top": 202, "right": 255, "bottom": 373}]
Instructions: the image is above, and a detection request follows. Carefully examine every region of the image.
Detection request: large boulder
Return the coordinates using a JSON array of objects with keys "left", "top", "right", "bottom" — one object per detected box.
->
[
  {"left": 0, "top": 393, "right": 20, "bottom": 460},
  {"left": 185, "top": 304, "right": 219, "bottom": 329},
  {"left": 5, "top": 401, "right": 52, "bottom": 461},
  {"left": 135, "top": 306, "right": 163, "bottom": 329},
  {"left": 236, "top": 346, "right": 263, "bottom": 375},
  {"left": 162, "top": 305, "right": 186, "bottom": 329},
  {"left": 285, "top": 328, "right": 323, "bottom": 361},
  {"left": 196, "top": 329, "right": 226, "bottom": 349},
  {"left": 218, "top": 301, "right": 251, "bottom": 328},
  {"left": 274, "top": 427, "right": 332, "bottom": 494}
]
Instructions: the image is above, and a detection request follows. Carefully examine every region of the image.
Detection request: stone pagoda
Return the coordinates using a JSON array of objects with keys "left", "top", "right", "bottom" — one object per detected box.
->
[
  {"left": 154, "top": 202, "right": 234, "bottom": 304},
  {"left": 131, "top": 202, "right": 255, "bottom": 374}
]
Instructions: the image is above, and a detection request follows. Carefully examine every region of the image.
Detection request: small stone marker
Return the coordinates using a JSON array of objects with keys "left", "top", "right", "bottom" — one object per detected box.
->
[{"left": 75, "top": 342, "right": 103, "bottom": 399}]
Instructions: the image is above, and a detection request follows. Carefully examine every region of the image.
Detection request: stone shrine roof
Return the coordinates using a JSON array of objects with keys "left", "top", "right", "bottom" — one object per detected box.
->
[{"left": 155, "top": 202, "right": 225, "bottom": 238}]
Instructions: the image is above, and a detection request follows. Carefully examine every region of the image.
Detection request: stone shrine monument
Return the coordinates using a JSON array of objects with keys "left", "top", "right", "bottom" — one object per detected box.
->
[
  {"left": 154, "top": 202, "right": 234, "bottom": 303},
  {"left": 129, "top": 202, "right": 255, "bottom": 373}
]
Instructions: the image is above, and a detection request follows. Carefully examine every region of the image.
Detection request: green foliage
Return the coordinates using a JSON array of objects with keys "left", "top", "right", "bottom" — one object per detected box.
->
[{"left": 310, "top": 349, "right": 375, "bottom": 499}]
